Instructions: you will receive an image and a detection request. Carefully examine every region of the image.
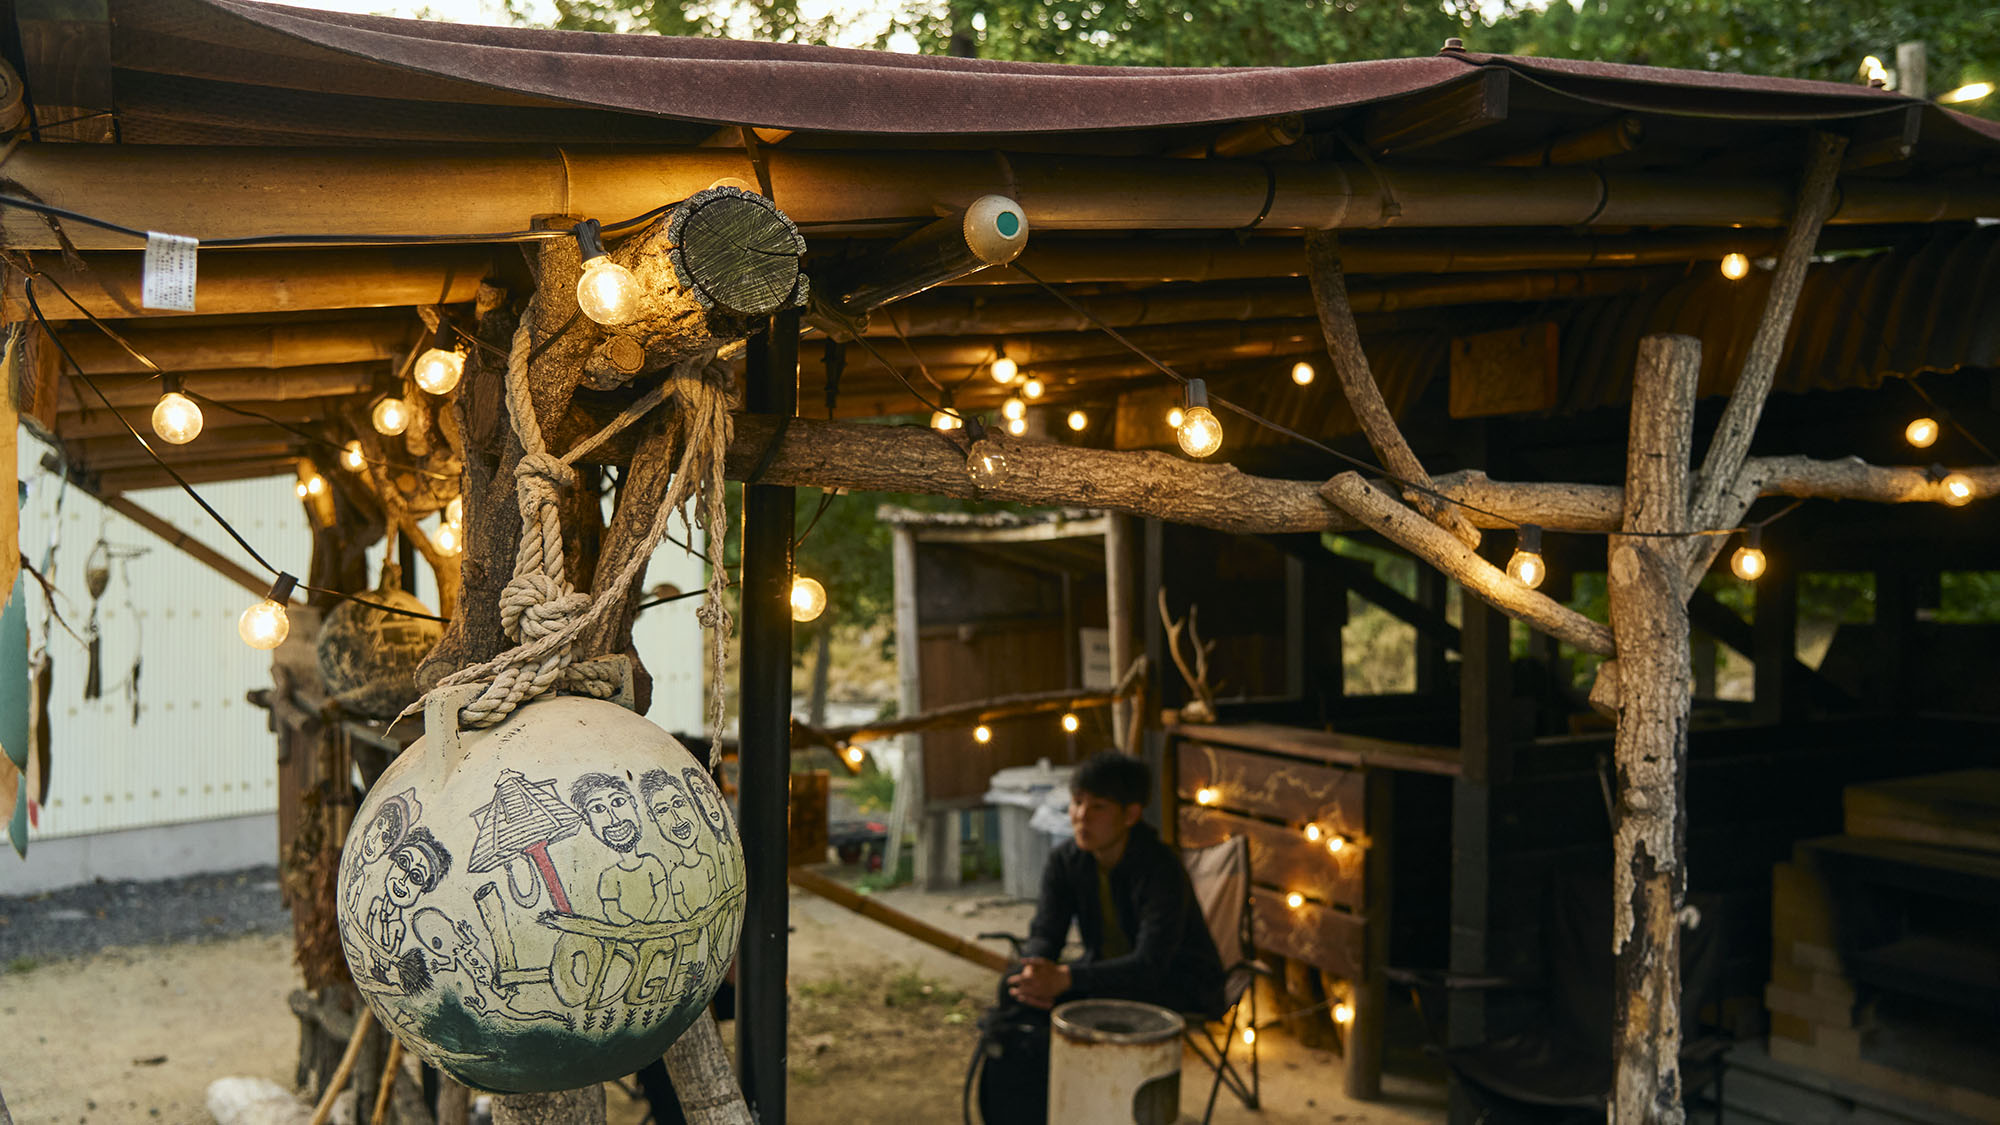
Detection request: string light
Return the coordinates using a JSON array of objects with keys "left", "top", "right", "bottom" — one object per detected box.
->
[
  {"left": 1940, "top": 471, "right": 1975, "bottom": 506},
  {"left": 1066, "top": 410, "right": 1088, "bottom": 432},
  {"left": 572, "top": 219, "right": 641, "bottom": 326},
  {"left": 1303, "top": 823, "right": 1323, "bottom": 843},
  {"left": 1285, "top": 891, "right": 1305, "bottom": 909},
  {"left": 1194, "top": 786, "right": 1219, "bottom": 806},
  {"left": 1505, "top": 524, "right": 1545, "bottom": 589},
  {"left": 1940, "top": 81, "right": 1993, "bottom": 104},
  {"left": 1860, "top": 55, "right": 1890, "bottom": 85},
  {"left": 1061, "top": 712, "right": 1080, "bottom": 733},
  {"left": 294, "top": 474, "right": 325, "bottom": 499},
  {"left": 413, "top": 325, "right": 465, "bottom": 396},
  {"left": 1906, "top": 417, "right": 1940, "bottom": 448},
  {"left": 340, "top": 440, "right": 366, "bottom": 472},
  {"left": 1333, "top": 1002, "right": 1354, "bottom": 1025},
  {"left": 1166, "top": 406, "right": 1184, "bottom": 430},
  {"left": 446, "top": 496, "right": 463, "bottom": 526},
  {"left": 239, "top": 573, "right": 295, "bottom": 650},
  {"left": 791, "top": 575, "right": 828, "bottom": 622},
  {"left": 1176, "top": 378, "right": 1223, "bottom": 459},
  {"left": 1291, "top": 361, "right": 1315, "bottom": 386},
  {"left": 1326, "top": 835, "right": 1347, "bottom": 855},
  {"left": 1021, "top": 378, "right": 1045, "bottom": 401},
  {"left": 844, "top": 746, "right": 865, "bottom": 766},
  {"left": 1005, "top": 417, "right": 1026, "bottom": 437},
  {"left": 1241, "top": 1028, "right": 1256, "bottom": 1046},
  {"left": 1720, "top": 253, "right": 1751, "bottom": 281},
  {"left": 1002, "top": 397, "right": 1026, "bottom": 421},
  {"left": 1730, "top": 526, "right": 1766, "bottom": 581},
  {"left": 435, "top": 522, "right": 463, "bottom": 556},
  {"left": 372, "top": 396, "right": 411, "bottom": 436},
  {"left": 991, "top": 349, "right": 1018, "bottom": 385},
  {"left": 150, "top": 374, "right": 203, "bottom": 445},
  {"left": 973, "top": 725, "right": 993, "bottom": 744},
  {"left": 967, "top": 436, "right": 1010, "bottom": 487}
]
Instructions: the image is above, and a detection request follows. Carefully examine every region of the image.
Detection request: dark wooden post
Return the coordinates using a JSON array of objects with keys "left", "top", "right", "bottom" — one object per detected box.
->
[
  {"left": 1751, "top": 555, "right": 1797, "bottom": 726},
  {"left": 1450, "top": 548, "right": 1513, "bottom": 1124},
  {"left": 737, "top": 309, "right": 800, "bottom": 1124},
  {"left": 1344, "top": 767, "right": 1394, "bottom": 1099},
  {"left": 1607, "top": 334, "right": 1700, "bottom": 1123}
]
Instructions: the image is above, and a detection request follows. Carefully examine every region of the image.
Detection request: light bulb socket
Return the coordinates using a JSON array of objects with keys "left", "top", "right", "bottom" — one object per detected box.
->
[
  {"left": 1516, "top": 523, "right": 1542, "bottom": 555},
  {"left": 573, "top": 218, "right": 609, "bottom": 262},
  {"left": 963, "top": 415, "right": 988, "bottom": 443},
  {"left": 268, "top": 572, "right": 298, "bottom": 604},
  {"left": 1927, "top": 462, "right": 1950, "bottom": 484},
  {"left": 1745, "top": 525, "right": 1762, "bottom": 550},
  {"left": 1185, "top": 378, "right": 1210, "bottom": 411},
  {"left": 429, "top": 321, "right": 456, "bottom": 354},
  {"left": 162, "top": 372, "right": 185, "bottom": 396}
]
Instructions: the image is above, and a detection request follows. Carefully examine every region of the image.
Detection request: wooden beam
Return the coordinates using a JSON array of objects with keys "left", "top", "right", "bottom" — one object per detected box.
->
[
  {"left": 4, "top": 143, "right": 1993, "bottom": 251},
  {"left": 59, "top": 363, "right": 384, "bottom": 408},
  {"left": 54, "top": 317, "right": 412, "bottom": 375},
  {"left": 1685, "top": 584, "right": 1853, "bottom": 709},
  {"left": 54, "top": 397, "right": 342, "bottom": 439},
  {"left": 72, "top": 436, "right": 298, "bottom": 472},
  {"left": 4, "top": 246, "right": 495, "bottom": 322},
  {"left": 1489, "top": 115, "right": 1644, "bottom": 167},
  {"left": 1606, "top": 334, "right": 1700, "bottom": 1124},
  {"left": 1844, "top": 105, "right": 1922, "bottom": 171},
  {"left": 90, "top": 457, "right": 296, "bottom": 495},
  {"left": 15, "top": 1, "right": 115, "bottom": 143},
  {"left": 1363, "top": 69, "right": 1509, "bottom": 156},
  {"left": 786, "top": 866, "right": 1011, "bottom": 974}
]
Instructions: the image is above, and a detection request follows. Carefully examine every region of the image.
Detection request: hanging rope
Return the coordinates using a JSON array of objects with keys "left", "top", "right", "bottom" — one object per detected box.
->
[{"left": 409, "top": 314, "right": 737, "bottom": 764}]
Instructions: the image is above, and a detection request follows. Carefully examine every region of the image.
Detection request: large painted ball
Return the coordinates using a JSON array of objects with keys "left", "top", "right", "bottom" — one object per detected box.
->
[
  {"left": 316, "top": 579, "right": 442, "bottom": 720},
  {"left": 335, "top": 695, "right": 745, "bottom": 1093}
]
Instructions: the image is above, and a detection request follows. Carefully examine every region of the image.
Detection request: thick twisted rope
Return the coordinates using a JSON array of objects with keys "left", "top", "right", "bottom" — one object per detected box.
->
[{"left": 413, "top": 313, "right": 736, "bottom": 763}]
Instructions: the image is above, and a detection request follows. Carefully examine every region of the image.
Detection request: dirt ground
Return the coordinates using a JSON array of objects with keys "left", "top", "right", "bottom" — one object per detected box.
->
[{"left": 2, "top": 878, "right": 1445, "bottom": 1125}]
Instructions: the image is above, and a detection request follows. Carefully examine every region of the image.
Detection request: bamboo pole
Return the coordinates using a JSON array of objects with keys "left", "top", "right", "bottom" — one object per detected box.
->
[
  {"left": 59, "top": 363, "right": 383, "bottom": 408},
  {"left": 307, "top": 1008, "right": 374, "bottom": 1125},
  {"left": 54, "top": 398, "right": 339, "bottom": 438},
  {"left": 1607, "top": 335, "right": 1701, "bottom": 1125},
  {"left": 787, "top": 865, "right": 1013, "bottom": 973},
  {"left": 3, "top": 245, "right": 493, "bottom": 321},
  {"left": 1319, "top": 472, "right": 1614, "bottom": 655},
  {"left": 3, "top": 143, "right": 1991, "bottom": 251},
  {"left": 53, "top": 317, "right": 412, "bottom": 375},
  {"left": 368, "top": 1039, "right": 403, "bottom": 1125},
  {"left": 1306, "top": 230, "right": 1480, "bottom": 548}
]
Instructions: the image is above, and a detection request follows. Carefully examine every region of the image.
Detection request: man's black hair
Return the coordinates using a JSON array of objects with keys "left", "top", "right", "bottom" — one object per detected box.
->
[{"left": 1071, "top": 751, "right": 1151, "bottom": 808}]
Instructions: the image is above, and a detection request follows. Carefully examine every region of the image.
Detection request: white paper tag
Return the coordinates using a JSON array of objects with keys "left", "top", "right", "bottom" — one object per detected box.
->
[{"left": 141, "top": 232, "right": 198, "bottom": 311}]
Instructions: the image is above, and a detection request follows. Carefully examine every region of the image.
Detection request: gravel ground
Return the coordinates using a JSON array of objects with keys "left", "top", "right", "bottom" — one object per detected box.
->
[{"left": 0, "top": 865, "right": 289, "bottom": 967}]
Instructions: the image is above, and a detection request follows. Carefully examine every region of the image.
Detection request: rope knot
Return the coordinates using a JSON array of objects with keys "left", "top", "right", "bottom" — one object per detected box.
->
[
  {"left": 515, "top": 450, "right": 575, "bottom": 494},
  {"left": 500, "top": 573, "right": 588, "bottom": 641}
]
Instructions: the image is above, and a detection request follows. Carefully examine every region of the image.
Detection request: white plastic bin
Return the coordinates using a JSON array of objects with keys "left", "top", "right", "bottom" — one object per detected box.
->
[
  {"left": 1048, "top": 999, "right": 1184, "bottom": 1125},
  {"left": 984, "top": 759, "right": 1072, "bottom": 899}
]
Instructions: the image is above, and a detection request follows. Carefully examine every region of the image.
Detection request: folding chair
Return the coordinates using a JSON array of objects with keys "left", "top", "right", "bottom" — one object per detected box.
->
[{"left": 1180, "top": 834, "right": 1280, "bottom": 1125}]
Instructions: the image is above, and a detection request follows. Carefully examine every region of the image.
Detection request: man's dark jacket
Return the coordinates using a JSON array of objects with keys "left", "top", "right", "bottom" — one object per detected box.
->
[{"left": 1021, "top": 821, "right": 1227, "bottom": 1019}]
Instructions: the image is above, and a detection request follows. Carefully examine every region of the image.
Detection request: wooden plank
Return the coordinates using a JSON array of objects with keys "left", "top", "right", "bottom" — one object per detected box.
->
[
  {"left": 1844, "top": 770, "right": 2000, "bottom": 854},
  {"left": 1449, "top": 321, "right": 1559, "bottom": 419},
  {"left": 1177, "top": 740, "right": 1365, "bottom": 827},
  {"left": 1171, "top": 721, "right": 1460, "bottom": 777},
  {"left": 1844, "top": 104, "right": 1921, "bottom": 171},
  {"left": 1249, "top": 886, "right": 1364, "bottom": 980},
  {"left": 1178, "top": 804, "right": 1363, "bottom": 911},
  {"left": 17, "top": 0, "right": 117, "bottom": 144},
  {"left": 1363, "top": 69, "right": 1509, "bottom": 156}
]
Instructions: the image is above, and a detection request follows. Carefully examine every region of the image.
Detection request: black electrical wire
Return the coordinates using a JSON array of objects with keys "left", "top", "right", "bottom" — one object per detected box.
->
[{"left": 1908, "top": 379, "right": 1999, "bottom": 463}]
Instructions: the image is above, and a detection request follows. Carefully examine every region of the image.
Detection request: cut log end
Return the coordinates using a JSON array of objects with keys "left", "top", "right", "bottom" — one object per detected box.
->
[{"left": 668, "top": 186, "right": 808, "bottom": 318}]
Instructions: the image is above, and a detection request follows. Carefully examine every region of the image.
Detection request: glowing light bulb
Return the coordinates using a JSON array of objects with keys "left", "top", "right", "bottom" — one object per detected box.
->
[
  {"left": 1303, "top": 823, "right": 1323, "bottom": 842},
  {"left": 1291, "top": 361, "right": 1315, "bottom": 386},
  {"left": 372, "top": 397, "right": 411, "bottom": 436},
  {"left": 1166, "top": 407, "right": 1185, "bottom": 430},
  {"left": 1285, "top": 891, "right": 1305, "bottom": 909},
  {"left": 973, "top": 725, "right": 993, "bottom": 744},
  {"left": 967, "top": 439, "right": 1010, "bottom": 487},
  {"left": 1241, "top": 1028, "right": 1256, "bottom": 1046},
  {"left": 1327, "top": 836, "right": 1346, "bottom": 855},
  {"left": 1006, "top": 417, "right": 1027, "bottom": 437},
  {"left": 341, "top": 441, "right": 366, "bottom": 472},
  {"left": 1720, "top": 253, "right": 1751, "bottom": 281},
  {"left": 1194, "top": 787, "right": 1219, "bottom": 807},
  {"left": 414, "top": 347, "right": 464, "bottom": 395},
  {"left": 991, "top": 355, "right": 1018, "bottom": 384},
  {"left": 151, "top": 391, "right": 203, "bottom": 445},
  {"left": 1061, "top": 712, "right": 1080, "bottom": 733},
  {"left": 844, "top": 746, "right": 864, "bottom": 766},
  {"left": 1942, "top": 81, "right": 1995, "bottom": 104},
  {"left": 446, "top": 496, "right": 463, "bottom": 527},
  {"left": 435, "top": 522, "right": 462, "bottom": 556},
  {"left": 1861, "top": 56, "right": 1890, "bottom": 85},
  {"left": 1066, "top": 410, "right": 1088, "bottom": 432},
  {"left": 1333, "top": 1002, "right": 1354, "bottom": 1025},
  {"left": 295, "top": 481, "right": 310, "bottom": 499},
  {"left": 1730, "top": 526, "right": 1765, "bottom": 581},
  {"left": 791, "top": 575, "right": 827, "bottom": 622},
  {"left": 239, "top": 599, "right": 289, "bottom": 650},
  {"left": 576, "top": 257, "right": 641, "bottom": 325},
  {"left": 1505, "top": 524, "right": 1545, "bottom": 589},
  {"left": 1906, "top": 418, "right": 1940, "bottom": 448},
  {"left": 1002, "top": 397, "right": 1026, "bottom": 421},
  {"left": 1941, "top": 472, "right": 1975, "bottom": 506},
  {"left": 1177, "top": 407, "right": 1222, "bottom": 458},
  {"left": 930, "top": 410, "right": 963, "bottom": 432},
  {"left": 295, "top": 474, "right": 325, "bottom": 500},
  {"left": 1021, "top": 378, "right": 1044, "bottom": 401}
]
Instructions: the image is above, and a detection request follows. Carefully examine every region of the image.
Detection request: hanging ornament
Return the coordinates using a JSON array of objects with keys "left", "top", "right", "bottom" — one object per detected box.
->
[
  {"left": 317, "top": 556, "right": 445, "bottom": 720},
  {"left": 335, "top": 681, "right": 746, "bottom": 1094},
  {"left": 82, "top": 537, "right": 110, "bottom": 701}
]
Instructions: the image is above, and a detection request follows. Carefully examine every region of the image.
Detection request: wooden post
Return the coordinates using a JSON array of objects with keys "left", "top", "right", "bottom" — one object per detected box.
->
[
  {"left": 1751, "top": 557, "right": 1798, "bottom": 727},
  {"left": 1344, "top": 768, "right": 1393, "bottom": 1100},
  {"left": 1606, "top": 334, "right": 1701, "bottom": 1125},
  {"left": 1105, "top": 515, "right": 1140, "bottom": 752},
  {"left": 883, "top": 525, "right": 922, "bottom": 879}
]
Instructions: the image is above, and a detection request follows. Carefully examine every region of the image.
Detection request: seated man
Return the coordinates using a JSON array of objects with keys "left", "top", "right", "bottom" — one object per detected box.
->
[{"left": 979, "top": 751, "right": 1226, "bottom": 1122}]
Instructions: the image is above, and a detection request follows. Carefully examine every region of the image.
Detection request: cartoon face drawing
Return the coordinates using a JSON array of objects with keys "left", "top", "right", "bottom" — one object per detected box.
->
[
  {"left": 682, "top": 767, "right": 730, "bottom": 839},
  {"left": 572, "top": 773, "right": 642, "bottom": 854},
  {"left": 361, "top": 796, "right": 410, "bottom": 864},
  {"left": 640, "top": 769, "right": 697, "bottom": 848},
  {"left": 411, "top": 908, "right": 460, "bottom": 973},
  {"left": 385, "top": 828, "right": 449, "bottom": 908}
]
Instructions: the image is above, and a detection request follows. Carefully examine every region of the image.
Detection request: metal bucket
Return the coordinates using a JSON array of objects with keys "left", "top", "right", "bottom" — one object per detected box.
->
[{"left": 1047, "top": 999, "right": 1184, "bottom": 1124}]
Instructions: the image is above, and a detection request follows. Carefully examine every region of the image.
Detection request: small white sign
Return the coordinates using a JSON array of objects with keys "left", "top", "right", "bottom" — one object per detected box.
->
[
  {"left": 1079, "top": 627, "right": 1113, "bottom": 689},
  {"left": 141, "top": 232, "right": 198, "bottom": 311}
]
